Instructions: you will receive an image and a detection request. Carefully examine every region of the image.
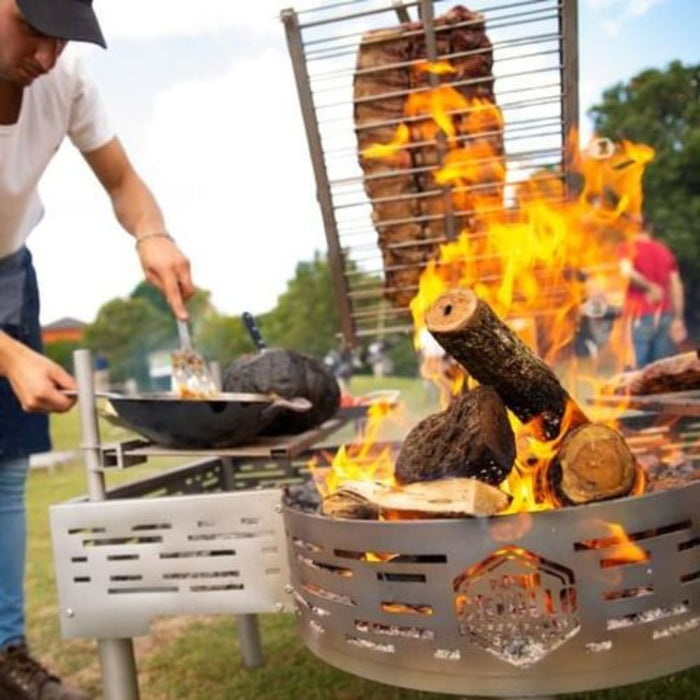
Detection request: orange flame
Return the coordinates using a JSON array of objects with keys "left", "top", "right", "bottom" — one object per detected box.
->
[
  {"left": 309, "top": 399, "right": 401, "bottom": 497},
  {"left": 314, "top": 60, "right": 664, "bottom": 514}
]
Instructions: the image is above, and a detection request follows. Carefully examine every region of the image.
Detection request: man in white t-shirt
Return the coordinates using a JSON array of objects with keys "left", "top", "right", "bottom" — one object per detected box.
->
[{"left": 0, "top": 1, "right": 195, "bottom": 697}]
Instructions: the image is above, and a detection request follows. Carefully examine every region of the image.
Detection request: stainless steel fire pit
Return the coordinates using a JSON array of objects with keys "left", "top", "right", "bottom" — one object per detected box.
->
[{"left": 283, "top": 481, "right": 699, "bottom": 696}]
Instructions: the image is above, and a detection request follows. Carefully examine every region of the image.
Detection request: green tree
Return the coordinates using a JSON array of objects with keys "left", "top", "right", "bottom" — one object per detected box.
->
[
  {"left": 261, "top": 252, "right": 342, "bottom": 359},
  {"left": 196, "top": 313, "right": 253, "bottom": 374},
  {"left": 84, "top": 298, "right": 169, "bottom": 387},
  {"left": 130, "top": 281, "right": 214, "bottom": 340},
  {"left": 589, "top": 61, "right": 700, "bottom": 332}
]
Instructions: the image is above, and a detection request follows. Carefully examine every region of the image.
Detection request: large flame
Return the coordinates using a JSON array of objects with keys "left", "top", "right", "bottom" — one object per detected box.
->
[{"left": 316, "top": 61, "right": 659, "bottom": 515}]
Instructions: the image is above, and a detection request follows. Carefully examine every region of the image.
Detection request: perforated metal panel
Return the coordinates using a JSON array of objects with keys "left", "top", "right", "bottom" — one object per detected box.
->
[
  {"left": 284, "top": 480, "right": 700, "bottom": 697},
  {"left": 50, "top": 489, "right": 291, "bottom": 638}
]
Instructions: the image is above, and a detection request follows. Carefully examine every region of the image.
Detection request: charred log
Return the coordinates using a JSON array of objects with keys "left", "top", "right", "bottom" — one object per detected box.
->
[
  {"left": 394, "top": 385, "right": 515, "bottom": 485},
  {"left": 604, "top": 350, "right": 700, "bottom": 396},
  {"left": 425, "top": 287, "right": 588, "bottom": 440}
]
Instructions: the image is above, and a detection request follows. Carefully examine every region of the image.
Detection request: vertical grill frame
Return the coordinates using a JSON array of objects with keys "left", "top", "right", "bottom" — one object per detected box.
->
[{"left": 282, "top": 0, "right": 580, "bottom": 347}]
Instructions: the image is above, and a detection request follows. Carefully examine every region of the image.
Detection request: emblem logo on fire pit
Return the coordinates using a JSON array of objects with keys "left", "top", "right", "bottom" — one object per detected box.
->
[{"left": 453, "top": 546, "right": 580, "bottom": 667}]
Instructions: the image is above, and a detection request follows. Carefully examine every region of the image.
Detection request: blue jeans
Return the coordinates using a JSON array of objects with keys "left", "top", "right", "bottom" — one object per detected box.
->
[
  {"left": 0, "top": 457, "right": 28, "bottom": 648},
  {"left": 632, "top": 312, "right": 675, "bottom": 368}
]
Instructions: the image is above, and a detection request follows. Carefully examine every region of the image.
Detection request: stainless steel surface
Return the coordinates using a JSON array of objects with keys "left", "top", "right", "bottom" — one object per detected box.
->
[
  {"left": 282, "top": 0, "right": 579, "bottom": 345},
  {"left": 237, "top": 615, "right": 265, "bottom": 669},
  {"left": 74, "top": 349, "right": 106, "bottom": 500},
  {"left": 281, "top": 6, "right": 357, "bottom": 346},
  {"left": 98, "top": 414, "right": 348, "bottom": 468},
  {"left": 50, "top": 489, "right": 291, "bottom": 639},
  {"left": 75, "top": 349, "right": 140, "bottom": 699},
  {"left": 99, "top": 640, "right": 139, "bottom": 700},
  {"left": 284, "top": 480, "right": 700, "bottom": 696}
]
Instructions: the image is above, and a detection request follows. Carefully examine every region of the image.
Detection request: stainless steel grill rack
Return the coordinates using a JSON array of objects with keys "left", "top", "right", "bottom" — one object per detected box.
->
[{"left": 282, "top": 0, "right": 579, "bottom": 345}]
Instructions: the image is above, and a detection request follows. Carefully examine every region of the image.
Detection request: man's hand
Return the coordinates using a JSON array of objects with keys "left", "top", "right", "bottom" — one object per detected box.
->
[
  {"left": 136, "top": 236, "right": 195, "bottom": 319},
  {"left": 0, "top": 335, "right": 77, "bottom": 413},
  {"left": 670, "top": 317, "right": 688, "bottom": 346},
  {"left": 644, "top": 282, "right": 664, "bottom": 304}
]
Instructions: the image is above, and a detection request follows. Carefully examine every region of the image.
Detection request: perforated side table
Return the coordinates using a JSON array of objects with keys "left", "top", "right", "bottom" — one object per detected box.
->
[{"left": 48, "top": 350, "right": 320, "bottom": 699}]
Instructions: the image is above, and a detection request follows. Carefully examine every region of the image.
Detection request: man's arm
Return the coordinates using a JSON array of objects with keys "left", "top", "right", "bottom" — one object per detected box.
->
[
  {"left": 0, "top": 331, "right": 76, "bottom": 412},
  {"left": 669, "top": 270, "right": 688, "bottom": 345},
  {"left": 619, "top": 258, "right": 663, "bottom": 303},
  {"left": 82, "top": 137, "right": 195, "bottom": 319}
]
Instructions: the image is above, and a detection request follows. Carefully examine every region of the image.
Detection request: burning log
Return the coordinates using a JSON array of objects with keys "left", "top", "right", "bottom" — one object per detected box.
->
[
  {"left": 425, "top": 287, "right": 589, "bottom": 441},
  {"left": 603, "top": 350, "right": 700, "bottom": 396},
  {"left": 424, "top": 288, "right": 639, "bottom": 505},
  {"left": 322, "top": 478, "right": 510, "bottom": 520},
  {"left": 549, "top": 423, "right": 637, "bottom": 504},
  {"left": 394, "top": 385, "right": 515, "bottom": 485}
]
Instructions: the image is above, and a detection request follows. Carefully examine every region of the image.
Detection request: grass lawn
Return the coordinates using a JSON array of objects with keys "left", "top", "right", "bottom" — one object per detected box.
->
[{"left": 24, "top": 376, "right": 700, "bottom": 699}]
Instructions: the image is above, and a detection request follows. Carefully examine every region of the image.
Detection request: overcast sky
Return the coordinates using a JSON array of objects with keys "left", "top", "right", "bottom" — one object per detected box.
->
[{"left": 31, "top": 0, "right": 697, "bottom": 325}]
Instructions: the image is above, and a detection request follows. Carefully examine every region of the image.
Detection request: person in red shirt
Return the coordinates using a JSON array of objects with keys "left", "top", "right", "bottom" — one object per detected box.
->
[{"left": 620, "top": 218, "right": 687, "bottom": 368}]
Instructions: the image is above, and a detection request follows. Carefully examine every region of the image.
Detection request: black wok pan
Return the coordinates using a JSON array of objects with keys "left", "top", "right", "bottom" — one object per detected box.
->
[{"left": 73, "top": 391, "right": 311, "bottom": 449}]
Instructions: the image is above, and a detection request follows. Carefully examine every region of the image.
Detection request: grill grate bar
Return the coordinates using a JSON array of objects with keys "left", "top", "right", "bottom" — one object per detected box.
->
[
  {"left": 312, "top": 32, "right": 561, "bottom": 82},
  {"left": 282, "top": 0, "right": 576, "bottom": 345},
  {"left": 303, "top": 6, "right": 562, "bottom": 59}
]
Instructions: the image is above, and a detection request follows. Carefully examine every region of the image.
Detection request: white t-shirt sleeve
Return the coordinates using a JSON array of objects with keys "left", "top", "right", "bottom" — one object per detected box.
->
[{"left": 67, "top": 55, "right": 115, "bottom": 153}]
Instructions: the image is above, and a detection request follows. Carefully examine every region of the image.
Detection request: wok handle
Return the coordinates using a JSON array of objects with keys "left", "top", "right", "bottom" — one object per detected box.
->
[
  {"left": 260, "top": 396, "right": 312, "bottom": 421},
  {"left": 242, "top": 311, "right": 267, "bottom": 353},
  {"left": 61, "top": 389, "right": 120, "bottom": 399}
]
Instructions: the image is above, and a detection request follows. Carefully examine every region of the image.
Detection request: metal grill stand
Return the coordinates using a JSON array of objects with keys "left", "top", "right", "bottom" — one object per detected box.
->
[{"left": 51, "top": 350, "right": 349, "bottom": 699}]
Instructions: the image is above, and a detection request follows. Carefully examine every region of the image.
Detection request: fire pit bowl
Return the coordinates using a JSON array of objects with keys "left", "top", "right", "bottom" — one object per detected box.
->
[{"left": 283, "top": 481, "right": 699, "bottom": 697}]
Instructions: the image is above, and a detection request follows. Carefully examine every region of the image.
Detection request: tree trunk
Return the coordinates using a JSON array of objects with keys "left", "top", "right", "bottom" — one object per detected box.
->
[
  {"left": 425, "top": 288, "right": 588, "bottom": 440},
  {"left": 394, "top": 385, "right": 515, "bottom": 486}
]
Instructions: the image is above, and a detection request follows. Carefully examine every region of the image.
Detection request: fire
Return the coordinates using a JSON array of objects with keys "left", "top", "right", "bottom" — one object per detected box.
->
[
  {"left": 578, "top": 521, "right": 649, "bottom": 566},
  {"left": 309, "top": 398, "right": 400, "bottom": 498},
  {"left": 314, "top": 60, "right": 662, "bottom": 515}
]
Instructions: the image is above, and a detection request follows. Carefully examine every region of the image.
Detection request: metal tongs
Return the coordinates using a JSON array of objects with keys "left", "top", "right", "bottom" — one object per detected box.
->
[{"left": 171, "top": 318, "right": 218, "bottom": 399}]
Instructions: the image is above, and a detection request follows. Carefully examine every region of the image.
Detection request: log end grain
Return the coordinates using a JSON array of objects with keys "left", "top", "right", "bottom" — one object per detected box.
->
[
  {"left": 552, "top": 423, "right": 637, "bottom": 504},
  {"left": 424, "top": 288, "right": 478, "bottom": 334}
]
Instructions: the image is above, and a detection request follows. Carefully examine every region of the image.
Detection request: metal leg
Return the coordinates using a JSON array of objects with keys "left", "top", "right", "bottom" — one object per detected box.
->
[
  {"left": 236, "top": 614, "right": 264, "bottom": 669},
  {"left": 98, "top": 639, "right": 140, "bottom": 700},
  {"left": 74, "top": 350, "right": 141, "bottom": 699},
  {"left": 220, "top": 457, "right": 237, "bottom": 491}
]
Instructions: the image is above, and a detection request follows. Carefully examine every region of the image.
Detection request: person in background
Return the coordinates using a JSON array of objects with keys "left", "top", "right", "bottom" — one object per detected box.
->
[
  {"left": 619, "top": 217, "right": 687, "bottom": 368},
  {"left": 0, "top": 1, "right": 194, "bottom": 697}
]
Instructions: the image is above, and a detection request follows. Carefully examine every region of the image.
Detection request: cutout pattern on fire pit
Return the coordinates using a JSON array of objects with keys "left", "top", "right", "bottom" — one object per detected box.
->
[
  {"left": 453, "top": 546, "right": 580, "bottom": 667},
  {"left": 284, "top": 480, "right": 700, "bottom": 697}
]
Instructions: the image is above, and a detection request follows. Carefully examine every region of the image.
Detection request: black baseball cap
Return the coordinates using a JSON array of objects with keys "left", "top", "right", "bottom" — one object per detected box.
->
[{"left": 16, "top": 0, "right": 106, "bottom": 48}]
